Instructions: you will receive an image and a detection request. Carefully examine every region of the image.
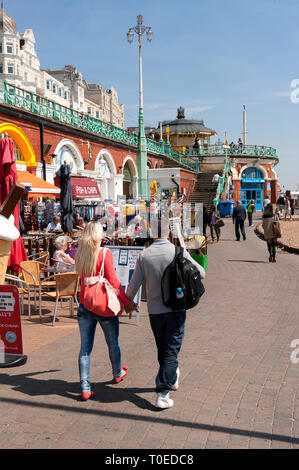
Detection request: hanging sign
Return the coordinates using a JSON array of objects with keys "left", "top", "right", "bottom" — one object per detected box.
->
[{"left": 0, "top": 286, "right": 27, "bottom": 368}]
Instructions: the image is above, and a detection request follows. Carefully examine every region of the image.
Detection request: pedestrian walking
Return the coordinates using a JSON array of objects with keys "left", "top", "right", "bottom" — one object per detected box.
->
[
  {"left": 247, "top": 200, "right": 255, "bottom": 227},
  {"left": 75, "top": 222, "right": 137, "bottom": 401},
  {"left": 284, "top": 197, "right": 294, "bottom": 221},
  {"left": 263, "top": 196, "right": 271, "bottom": 213},
  {"left": 126, "top": 217, "right": 206, "bottom": 410},
  {"left": 290, "top": 196, "right": 296, "bottom": 217},
  {"left": 212, "top": 174, "right": 220, "bottom": 189},
  {"left": 233, "top": 201, "right": 247, "bottom": 241},
  {"left": 262, "top": 203, "right": 280, "bottom": 263},
  {"left": 209, "top": 205, "right": 221, "bottom": 242},
  {"left": 276, "top": 194, "right": 285, "bottom": 219}
]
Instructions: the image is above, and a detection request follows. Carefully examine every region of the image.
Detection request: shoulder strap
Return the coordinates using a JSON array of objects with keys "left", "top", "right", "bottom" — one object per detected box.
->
[{"left": 99, "top": 248, "right": 107, "bottom": 278}]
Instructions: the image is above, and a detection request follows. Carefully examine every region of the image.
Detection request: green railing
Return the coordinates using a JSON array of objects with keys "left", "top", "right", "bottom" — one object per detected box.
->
[
  {"left": 213, "top": 157, "right": 232, "bottom": 210},
  {"left": 0, "top": 81, "right": 199, "bottom": 173},
  {"left": 185, "top": 143, "right": 278, "bottom": 158}
]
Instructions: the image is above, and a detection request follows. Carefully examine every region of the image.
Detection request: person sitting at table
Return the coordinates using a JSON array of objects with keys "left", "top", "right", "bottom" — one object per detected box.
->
[
  {"left": 53, "top": 236, "right": 75, "bottom": 271},
  {"left": 75, "top": 217, "right": 86, "bottom": 231},
  {"left": 46, "top": 216, "right": 62, "bottom": 233},
  {"left": 65, "top": 237, "right": 78, "bottom": 260}
]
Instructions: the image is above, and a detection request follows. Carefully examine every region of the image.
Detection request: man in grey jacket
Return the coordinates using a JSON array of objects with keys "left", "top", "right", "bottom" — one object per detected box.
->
[{"left": 126, "top": 228, "right": 206, "bottom": 410}]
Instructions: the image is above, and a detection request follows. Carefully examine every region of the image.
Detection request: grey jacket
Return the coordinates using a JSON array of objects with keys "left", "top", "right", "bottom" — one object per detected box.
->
[{"left": 126, "top": 239, "right": 206, "bottom": 315}]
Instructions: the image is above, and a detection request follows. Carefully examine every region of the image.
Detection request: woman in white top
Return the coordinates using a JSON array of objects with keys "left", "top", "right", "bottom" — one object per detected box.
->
[{"left": 53, "top": 236, "right": 75, "bottom": 272}]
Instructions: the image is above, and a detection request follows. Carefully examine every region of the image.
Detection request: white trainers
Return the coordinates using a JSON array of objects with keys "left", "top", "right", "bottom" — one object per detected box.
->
[
  {"left": 171, "top": 368, "right": 180, "bottom": 391},
  {"left": 156, "top": 391, "right": 174, "bottom": 409}
]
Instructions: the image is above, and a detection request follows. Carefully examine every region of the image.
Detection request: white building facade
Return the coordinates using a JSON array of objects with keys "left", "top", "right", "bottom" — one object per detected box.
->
[{"left": 0, "top": 4, "right": 125, "bottom": 128}]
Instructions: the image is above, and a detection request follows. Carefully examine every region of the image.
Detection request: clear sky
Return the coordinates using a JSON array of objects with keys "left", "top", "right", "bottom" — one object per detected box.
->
[{"left": 5, "top": 0, "right": 299, "bottom": 190}]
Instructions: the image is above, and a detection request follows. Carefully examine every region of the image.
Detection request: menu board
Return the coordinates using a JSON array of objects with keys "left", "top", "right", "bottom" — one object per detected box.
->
[
  {"left": 0, "top": 286, "right": 25, "bottom": 366},
  {"left": 108, "top": 246, "right": 144, "bottom": 325}
]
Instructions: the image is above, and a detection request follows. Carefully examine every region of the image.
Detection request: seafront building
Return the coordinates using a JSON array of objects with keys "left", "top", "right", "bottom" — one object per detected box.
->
[{"left": 0, "top": 3, "right": 280, "bottom": 210}]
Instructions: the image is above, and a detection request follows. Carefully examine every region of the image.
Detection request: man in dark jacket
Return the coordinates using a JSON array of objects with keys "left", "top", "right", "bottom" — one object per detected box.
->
[{"left": 233, "top": 201, "right": 247, "bottom": 241}]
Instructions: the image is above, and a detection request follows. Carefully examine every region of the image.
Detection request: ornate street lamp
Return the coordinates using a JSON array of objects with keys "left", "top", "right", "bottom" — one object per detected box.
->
[{"left": 127, "top": 14, "right": 153, "bottom": 199}]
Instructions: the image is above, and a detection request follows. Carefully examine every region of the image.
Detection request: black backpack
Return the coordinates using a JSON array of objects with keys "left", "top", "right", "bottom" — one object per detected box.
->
[{"left": 161, "top": 246, "right": 205, "bottom": 312}]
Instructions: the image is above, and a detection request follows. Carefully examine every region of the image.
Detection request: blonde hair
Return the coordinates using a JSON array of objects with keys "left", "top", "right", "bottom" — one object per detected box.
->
[{"left": 75, "top": 222, "right": 103, "bottom": 277}]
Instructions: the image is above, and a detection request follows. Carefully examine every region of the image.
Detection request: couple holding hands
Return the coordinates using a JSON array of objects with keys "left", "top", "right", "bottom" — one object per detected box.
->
[{"left": 75, "top": 220, "right": 206, "bottom": 409}]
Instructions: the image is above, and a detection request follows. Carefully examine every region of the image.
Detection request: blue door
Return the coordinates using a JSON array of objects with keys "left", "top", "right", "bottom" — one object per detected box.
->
[
  {"left": 241, "top": 168, "right": 265, "bottom": 211},
  {"left": 241, "top": 189, "right": 263, "bottom": 211}
]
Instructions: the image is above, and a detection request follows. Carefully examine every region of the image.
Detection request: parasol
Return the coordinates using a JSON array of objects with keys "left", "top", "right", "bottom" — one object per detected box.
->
[
  {"left": 0, "top": 135, "right": 27, "bottom": 270},
  {"left": 56, "top": 162, "right": 74, "bottom": 233}
]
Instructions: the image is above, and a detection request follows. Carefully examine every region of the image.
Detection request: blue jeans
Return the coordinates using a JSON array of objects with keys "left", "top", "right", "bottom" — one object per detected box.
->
[
  {"left": 235, "top": 219, "right": 246, "bottom": 240},
  {"left": 77, "top": 304, "right": 122, "bottom": 392},
  {"left": 149, "top": 311, "right": 186, "bottom": 393}
]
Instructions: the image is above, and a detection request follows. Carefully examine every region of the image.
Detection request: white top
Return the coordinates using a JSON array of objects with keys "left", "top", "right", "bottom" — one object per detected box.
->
[
  {"left": 0, "top": 215, "right": 20, "bottom": 242},
  {"left": 46, "top": 222, "right": 62, "bottom": 232}
]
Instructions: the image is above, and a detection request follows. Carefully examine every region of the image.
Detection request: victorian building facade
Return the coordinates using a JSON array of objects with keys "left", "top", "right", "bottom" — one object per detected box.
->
[{"left": 0, "top": 3, "right": 125, "bottom": 128}]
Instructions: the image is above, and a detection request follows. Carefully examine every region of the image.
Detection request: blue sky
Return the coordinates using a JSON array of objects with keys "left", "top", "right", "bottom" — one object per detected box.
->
[{"left": 5, "top": 0, "right": 299, "bottom": 189}]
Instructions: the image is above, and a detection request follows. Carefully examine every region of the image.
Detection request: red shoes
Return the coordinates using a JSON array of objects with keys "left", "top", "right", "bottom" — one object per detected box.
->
[
  {"left": 81, "top": 391, "right": 96, "bottom": 401},
  {"left": 112, "top": 366, "right": 128, "bottom": 384}
]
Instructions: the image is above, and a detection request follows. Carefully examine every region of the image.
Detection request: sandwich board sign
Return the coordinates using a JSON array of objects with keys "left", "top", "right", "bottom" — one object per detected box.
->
[
  {"left": 0, "top": 286, "right": 27, "bottom": 368},
  {"left": 108, "top": 246, "right": 144, "bottom": 325}
]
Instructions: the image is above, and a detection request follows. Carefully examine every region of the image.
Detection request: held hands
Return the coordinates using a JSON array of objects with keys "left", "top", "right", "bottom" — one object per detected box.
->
[{"left": 125, "top": 301, "right": 139, "bottom": 319}]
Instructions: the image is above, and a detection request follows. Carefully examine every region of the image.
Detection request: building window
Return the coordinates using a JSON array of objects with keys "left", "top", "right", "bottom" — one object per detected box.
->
[
  {"left": 14, "top": 143, "right": 25, "bottom": 162},
  {"left": 59, "top": 88, "right": 62, "bottom": 97},
  {"left": 46, "top": 80, "right": 50, "bottom": 90},
  {"left": 96, "top": 111, "right": 100, "bottom": 119},
  {"left": 0, "top": 44, "right": 2, "bottom": 53},
  {"left": 64, "top": 91, "right": 68, "bottom": 100},
  {"left": 7, "top": 63, "right": 14, "bottom": 74},
  {"left": 88, "top": 107, "right": 92, "bottom": 115},
  {"left": 7, "top": 43, "right": 13, "bottom": 54},
  {"left": 0, "top": 64, "right": 3, "bottom": 74},
  {"left": 52, "top": 84, "right": 56, "bottom": 93}
]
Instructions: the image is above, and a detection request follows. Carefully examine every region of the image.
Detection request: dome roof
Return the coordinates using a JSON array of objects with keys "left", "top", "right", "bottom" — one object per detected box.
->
[
  {"left": 160, "top": 107, "right": 217, "bottom": 136},
  {"left": 0, "top": 3, "right": 18, "bottom": 34}
]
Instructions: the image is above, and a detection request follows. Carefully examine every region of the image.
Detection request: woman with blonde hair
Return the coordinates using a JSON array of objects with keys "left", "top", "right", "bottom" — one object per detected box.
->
[{"left": 76, "top": 221, "right": 137, "bottom": 401}]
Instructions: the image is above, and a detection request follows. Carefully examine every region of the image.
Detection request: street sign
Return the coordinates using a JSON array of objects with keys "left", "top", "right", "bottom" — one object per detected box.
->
[{"left": 0, "top": 285, "right": 27, "bottom": 368}]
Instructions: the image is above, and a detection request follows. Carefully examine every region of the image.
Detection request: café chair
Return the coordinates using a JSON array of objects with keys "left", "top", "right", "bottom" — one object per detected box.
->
[
  {"left": 42, "top": 272, "right": 80, "bottom": 327},
  {"left": 20, "top": 261, "right": 56, "bottom": 321}
]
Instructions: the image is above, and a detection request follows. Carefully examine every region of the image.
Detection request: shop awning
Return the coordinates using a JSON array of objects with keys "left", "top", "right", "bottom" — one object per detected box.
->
[
  {"left": 71, "top": 177, "right": 101, "bottom": 199},
  {"left": 17, "top": 171, "right": 61, "bottom": 198}
]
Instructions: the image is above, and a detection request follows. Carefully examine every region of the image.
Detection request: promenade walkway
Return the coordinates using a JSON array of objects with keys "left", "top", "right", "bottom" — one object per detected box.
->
[{"left": 1, "top": 216, "right": 299, "bottom": 449}]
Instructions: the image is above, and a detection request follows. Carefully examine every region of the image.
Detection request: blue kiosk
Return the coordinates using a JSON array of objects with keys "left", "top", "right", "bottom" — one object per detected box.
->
[{"left": 240, "top": 168, "right": 265, "bottom": 211}]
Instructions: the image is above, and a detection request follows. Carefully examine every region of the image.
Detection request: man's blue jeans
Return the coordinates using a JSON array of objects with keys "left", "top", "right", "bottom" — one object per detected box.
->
[
  {"left": 77, "top": 304, "right": 122, "bottom": 392},
  {"left": 235, "top": 219, "right": 246, "bottom": 240},
  {"left": 149, "top": 311, "right": 186, "bottom": 393}
]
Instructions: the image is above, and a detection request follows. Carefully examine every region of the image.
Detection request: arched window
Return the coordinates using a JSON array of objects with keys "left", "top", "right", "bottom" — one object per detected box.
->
[
  {"left": 14, "top": 142, "right": 25, "bottom": 162},
  {"left": 242, "top": 167, "right": 263, "bottom": 180}
]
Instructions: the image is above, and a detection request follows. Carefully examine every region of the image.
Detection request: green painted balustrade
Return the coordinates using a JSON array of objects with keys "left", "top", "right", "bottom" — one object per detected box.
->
[
  {"left": 185, "top": 144, "right": 278, "bottom": 158},
  {"left": 0, "top": 81, "right": 199, "bottom": 173}
]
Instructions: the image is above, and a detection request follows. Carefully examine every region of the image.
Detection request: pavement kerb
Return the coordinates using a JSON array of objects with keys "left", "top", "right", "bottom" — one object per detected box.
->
[{"left": 255, "top": 222, "right": 299, "bottom": 255}]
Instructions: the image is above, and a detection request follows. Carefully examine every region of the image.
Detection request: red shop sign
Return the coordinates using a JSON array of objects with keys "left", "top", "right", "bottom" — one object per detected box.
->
[
  {"left": 71, "top": 178, "right": 101, "bottom": 199},
  {"left": 0, "top": 286, "right": 24, "bottom": 361}
]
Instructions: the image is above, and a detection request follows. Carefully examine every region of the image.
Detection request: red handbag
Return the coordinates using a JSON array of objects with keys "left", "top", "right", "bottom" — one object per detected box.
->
[{"left": 82, "top": 249, "right": 123, "bottom": 317}]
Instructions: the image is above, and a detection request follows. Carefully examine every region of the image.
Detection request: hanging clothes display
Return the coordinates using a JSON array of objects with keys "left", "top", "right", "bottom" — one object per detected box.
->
[{"left": 0, "top": 135, "right": 27, "bottom": 270}]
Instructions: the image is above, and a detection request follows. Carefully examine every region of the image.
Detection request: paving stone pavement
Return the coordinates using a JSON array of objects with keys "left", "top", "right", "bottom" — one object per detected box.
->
[{"left": 1, "top": 215, "right": 299, "bottom": 450}]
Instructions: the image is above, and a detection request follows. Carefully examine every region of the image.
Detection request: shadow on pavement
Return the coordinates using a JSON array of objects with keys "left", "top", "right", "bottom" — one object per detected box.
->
[
  {"left": 0, "top": 395, "right": 297, "bottom": 445},
  {"left": 228, "top": 260, "right": 267, "bottom": 264},
  {"left": 0, "top": 369, "right": 157, "bottom": 412}
]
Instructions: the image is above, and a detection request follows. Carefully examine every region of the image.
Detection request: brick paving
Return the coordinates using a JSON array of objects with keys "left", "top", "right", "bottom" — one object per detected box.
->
[{"left": 1, "top": 213, "right": 299, "bottom": 449}]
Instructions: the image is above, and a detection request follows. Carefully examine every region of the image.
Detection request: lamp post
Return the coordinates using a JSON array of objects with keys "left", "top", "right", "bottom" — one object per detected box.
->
[
  {"left": 223, "top": 132, "right": 231, "bottom": 199},
  {"left": 127, "top": 14, "right": 153, "bottom": 200}
]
